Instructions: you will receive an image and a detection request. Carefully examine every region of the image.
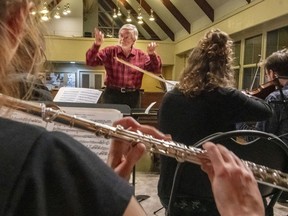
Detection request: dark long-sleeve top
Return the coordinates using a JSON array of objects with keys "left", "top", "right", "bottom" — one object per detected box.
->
[
  {"left": 256, "top": 84, "right": 288, "bottom": 144},
  {"left": 0, "top": 117, "right": 133, "bottom": 216},
  {"left": 157, "top": 87, "right": 273, "bottom": 199},
  {"left": 86, "top": 44, "right": 162, "bottom": 89}
]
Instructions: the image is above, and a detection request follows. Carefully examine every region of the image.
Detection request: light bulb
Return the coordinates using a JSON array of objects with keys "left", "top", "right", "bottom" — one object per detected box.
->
[
  {"left": 113, "top": 8, "right": 117, "bottom": 18},
  {"left": 117, "top": 7, "right": 121, "bottom": 16}
]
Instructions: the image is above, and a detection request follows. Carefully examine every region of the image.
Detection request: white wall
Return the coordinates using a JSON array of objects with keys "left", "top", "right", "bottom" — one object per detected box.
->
[{"left": 45, "top": 0, "right": 83, "bottom": 37}]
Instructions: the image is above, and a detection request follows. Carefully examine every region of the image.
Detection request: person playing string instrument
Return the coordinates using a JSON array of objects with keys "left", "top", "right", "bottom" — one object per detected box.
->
[
  {"left": 157, "top": 29, "right": 273, "bottom": 215},
  {"left": 256, "top": 48, "right": 288, "bottom": 144},
  {"left": 86, "top": 24, "right": 162, "bottom": 108},
  {"left": 239, "top": 48, "right": 288, "bottom": 205}
]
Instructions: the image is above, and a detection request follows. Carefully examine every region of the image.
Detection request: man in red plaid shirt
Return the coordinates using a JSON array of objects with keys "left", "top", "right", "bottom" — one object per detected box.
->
[{"left": 86, "top": 24, "right": 162, "bottom": 108}]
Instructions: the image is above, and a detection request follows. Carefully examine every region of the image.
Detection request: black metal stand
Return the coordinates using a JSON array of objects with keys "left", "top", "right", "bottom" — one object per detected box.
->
[{"left": 132, "top": 165, "right": 150, "bottom": 203}]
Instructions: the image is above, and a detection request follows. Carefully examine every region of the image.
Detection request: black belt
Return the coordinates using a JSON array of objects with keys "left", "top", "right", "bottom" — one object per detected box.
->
[{"left": 106, "top": 86, "right": 138, "bottom": 93}]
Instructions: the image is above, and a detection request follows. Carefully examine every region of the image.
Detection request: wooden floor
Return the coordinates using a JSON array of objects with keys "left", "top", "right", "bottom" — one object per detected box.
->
[{"left": 134, "top": 172, "right": 288, "bottom": 216}]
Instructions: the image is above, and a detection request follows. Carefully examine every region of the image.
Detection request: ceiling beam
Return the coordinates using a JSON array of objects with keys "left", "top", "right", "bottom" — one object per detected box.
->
[
  {"left": 47, "top": 0, "right": 62, "bottom": 10},
  {"left": 194, "top": 0, "right": 214, "bottom": 22},
  {"left": 119, "top": 0, "right": 160, "bottom": 40},
  {"left": 101, "top": 0, "right": 151, "bottom": 40},
  {"left": 99, "top": 1, "right": 125, "bottom": 29},
  {"left": 98, "top": 12, "right": 113, "bottom": 29},
  {"left": 161, "top": 0, "right": 190, "bottom": 34},
  {"left": 136, "top": 0, "right": 175, "bottom": 41}
]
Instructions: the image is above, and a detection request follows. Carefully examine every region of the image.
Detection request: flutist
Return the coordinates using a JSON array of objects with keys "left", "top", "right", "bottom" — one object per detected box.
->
[{"left": 0, "top": 1, "right": 264, "bottom": 216}]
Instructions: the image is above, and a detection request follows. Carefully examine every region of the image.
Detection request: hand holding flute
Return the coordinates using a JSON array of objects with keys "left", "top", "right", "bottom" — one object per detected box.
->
[{"left": 109, "top": 117, "right": 264, "bottom": 216}]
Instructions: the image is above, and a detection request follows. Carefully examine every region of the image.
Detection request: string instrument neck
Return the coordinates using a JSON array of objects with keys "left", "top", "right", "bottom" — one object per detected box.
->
[{"left": 246, "top": 78, "right": 282, "bottom": 99}]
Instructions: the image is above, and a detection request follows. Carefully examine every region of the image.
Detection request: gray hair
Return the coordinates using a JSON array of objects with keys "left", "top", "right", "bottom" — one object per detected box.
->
[{"left": 119, "top": 24, "right": 138, "bottom": 41}]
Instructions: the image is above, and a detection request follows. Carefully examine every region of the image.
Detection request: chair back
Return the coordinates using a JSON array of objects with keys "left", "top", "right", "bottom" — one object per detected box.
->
[
  {"left": 193, "top": 130, "right": 288, "bottom": 197},
  {"left": 166, "top": 130, "right": 288, "bottom": 215}
]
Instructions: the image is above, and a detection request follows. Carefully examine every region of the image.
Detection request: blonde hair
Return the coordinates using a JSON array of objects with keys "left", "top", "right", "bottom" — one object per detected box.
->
[
  {"left": 177, "top": 29, "right": 235, "bottom": 97},
  {"left": 0, "top": 0, "right": 44, "bottom": 103}
]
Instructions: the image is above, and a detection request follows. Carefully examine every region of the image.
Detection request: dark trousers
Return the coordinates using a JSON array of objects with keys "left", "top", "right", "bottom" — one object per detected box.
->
[
  {"left": 101, "top": 88, "right": 140, "bottom": 108},
  {"left": 160, "top": 197, "right": 220, "bottom": 216}
]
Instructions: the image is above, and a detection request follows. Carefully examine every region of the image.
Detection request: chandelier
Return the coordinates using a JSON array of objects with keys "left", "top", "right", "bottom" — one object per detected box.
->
[
  {"left": 30, "top": 1, "right": 72, "bottom": 22},
  {"left": 113, "top": 0, "right": 155, "bottom": 24}
]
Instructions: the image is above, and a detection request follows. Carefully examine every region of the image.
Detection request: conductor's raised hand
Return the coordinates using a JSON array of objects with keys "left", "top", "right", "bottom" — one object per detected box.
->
[
  {"left": 94, "top": 28, "right": 104, "bottom": 46},
  {"left": 107, "top": 117, "right": 169, "bottom": 181},
  {"left": 147, "top": 42, "right": 158, "bottom": 55}
]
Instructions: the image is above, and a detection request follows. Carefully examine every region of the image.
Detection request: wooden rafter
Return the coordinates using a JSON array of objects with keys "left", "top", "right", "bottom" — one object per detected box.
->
[
  {"left": 194, "top": 0, "right": 214, "bottom": 22},
  {"left": 99, "top": 0, "right": 148, "bottom": 39},
  {"left": 161, "top": 0, "right": 190, "bottom": 34},
  {"left": 135, "top": 0, "right": 175, "bottom": 41},
  {"left": 98, "top": 16, "right": 112, "bottom": 37},
  {"left": 98, "top": 13, "right": 113, "bottom": 29},
  {"left": 118, "top": 0, "right": 160, "bottom": 40},
  {"left": 100, "top": 1, "right": 124, "bottom": 30},
  {"left": 47, "top": 0, "right": 62, "bottom": 10}
]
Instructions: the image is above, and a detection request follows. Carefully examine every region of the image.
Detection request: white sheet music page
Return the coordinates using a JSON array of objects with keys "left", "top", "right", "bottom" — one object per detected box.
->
[
  {"left": 54, "top": 107, "right": 122, "bottom": 162},
  {"left": 2, "top": 106, "right": 122, "bottom": 162},
  {"left": 53, "top": 87, "right": 102, "bottom": 103},
  {"left": 165, "top": 80, "right": 179, "bottom": 92}
]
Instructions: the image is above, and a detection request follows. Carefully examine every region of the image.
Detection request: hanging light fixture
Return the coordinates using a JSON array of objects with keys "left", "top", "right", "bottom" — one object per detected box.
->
[
  {"left": 113, "top": 1, "right": 121, "bottom": 18},
  {"left": 30, "top": 7, "right": 37, "bottom": 15},
  {"left": 113, "top": 8, "right": 117, "bottom": 18},
  {"left": 31, "top": 2, "right": 72, "bottom": 21},
  {"left": 126, "top": 10, "right": 132, "bottom": 22},
  {"left": 54, "top": 6, "right": 61, "bottom": 19},
  {"left": 66, "top": 3, "right": 71, "bottom": 14},
  {"left": 62, "top": 4, "right": 68, "bottom": 15},
  {"left": 149, "top": 9, "right": 155, "bottom": 21},
  {"left": 117, "top": 7, "right": 122, "bottom": 16},
  {"left": 41, "top": 13, "right": 50, "bottom": 21},
  {"left": 123, "top": 0, "right": 154, "bottom": 24},
  {"left": 137, "top": 7, "right": 143, "bottom": 24},
  {"left": 63, "top": 3, "right": 72, "bottom": 16},
  {"left": 40, "top": 2, "right": 49, "bottom": 14},
  {"left": 137, "top": 7, "right": 143, "bottom": 20}
]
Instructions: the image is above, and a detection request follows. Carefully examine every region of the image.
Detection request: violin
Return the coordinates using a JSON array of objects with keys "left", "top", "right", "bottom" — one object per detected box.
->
[{"left": 246, "top": 78, "right": 281, "bottom": 99}]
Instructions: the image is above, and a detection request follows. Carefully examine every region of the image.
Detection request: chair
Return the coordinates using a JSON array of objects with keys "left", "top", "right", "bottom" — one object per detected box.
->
[{"left": 166, "top": 130, "right": 288, "bottom": 216}]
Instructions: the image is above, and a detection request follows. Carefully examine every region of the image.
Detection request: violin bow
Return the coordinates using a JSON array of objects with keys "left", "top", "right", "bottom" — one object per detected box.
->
[{"left": 249, "top": 55, "right": 262, "bottom": 91}]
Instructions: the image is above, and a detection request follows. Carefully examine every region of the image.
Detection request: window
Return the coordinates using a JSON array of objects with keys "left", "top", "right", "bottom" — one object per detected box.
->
[
  {"left": 244, "top": 34, "right": 262, "bottom": 65},
  {"left": 266, "top": 26, "right": 288, "bottom": 57},
  {"left": 232, "top": 40, "right": 241, "bottom": 88},
  {"left": 79, "top": 71, "right": 104, "bottom": 89},
  {"left": 233, "top": 40, "right": 241, "bottom": 67},
  {"left": 242, "top": 34, "right": 262, "bottom": 90}
]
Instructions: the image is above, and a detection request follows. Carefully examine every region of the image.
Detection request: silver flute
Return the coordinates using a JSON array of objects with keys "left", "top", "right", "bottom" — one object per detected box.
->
[{"left": 1, "top": 93, "right": 288, "bottom": 192}]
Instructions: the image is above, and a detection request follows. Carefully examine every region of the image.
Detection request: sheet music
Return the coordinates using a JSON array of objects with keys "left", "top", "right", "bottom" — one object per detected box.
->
[
  {"left": 165, "top": 80, "right": 178, "bottom": 92},
  {"left": 53, "top": 87, "right": 102, "bottom": 104},
  {"left": 2, "top": 107, "right": 122, "bottom": 162}
]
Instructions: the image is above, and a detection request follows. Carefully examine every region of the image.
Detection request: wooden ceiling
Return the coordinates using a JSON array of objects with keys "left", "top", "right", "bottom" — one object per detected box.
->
[
  {"left": 95, "top": 0, "right": 253, "bottom": 41},
  {"left": 51, "top": 0, "right": 254, "bottom": 41}
]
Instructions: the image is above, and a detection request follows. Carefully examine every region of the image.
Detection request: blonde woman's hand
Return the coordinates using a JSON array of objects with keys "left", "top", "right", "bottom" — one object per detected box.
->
[{"left": 107, "top": 117, "right": 169, "bottom": 180}]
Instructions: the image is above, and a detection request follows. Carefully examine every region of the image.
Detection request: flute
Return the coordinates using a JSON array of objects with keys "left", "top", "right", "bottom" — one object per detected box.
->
[{"left": 1, "top": 93, "right": 288, "bottom": 192}]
